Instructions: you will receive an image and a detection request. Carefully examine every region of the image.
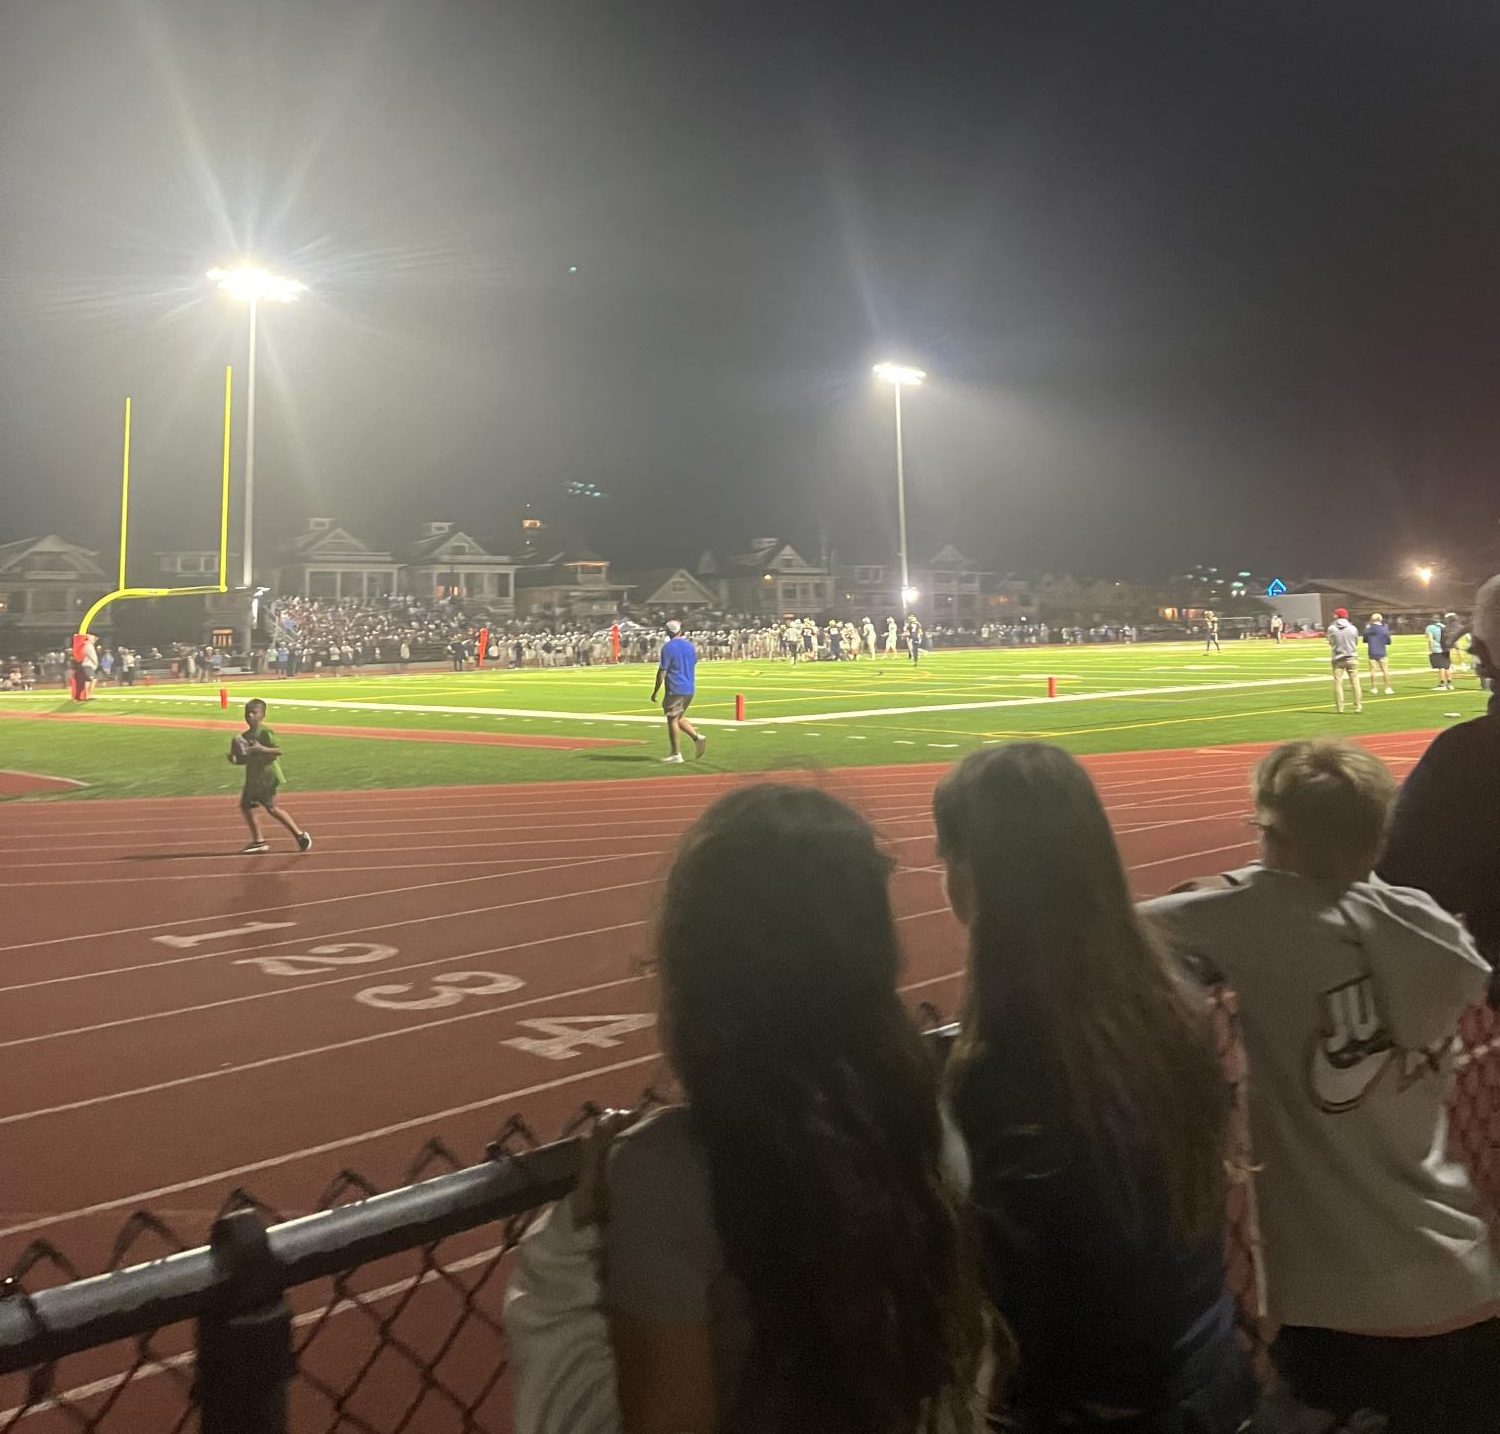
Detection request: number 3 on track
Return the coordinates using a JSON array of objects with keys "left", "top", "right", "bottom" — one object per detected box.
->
[
  {"left": 502, "top": 1014, "right": 655, "bottom": 1061},
  {"left": 355, "top": 970, "right": 525, "bottom": 1011}
]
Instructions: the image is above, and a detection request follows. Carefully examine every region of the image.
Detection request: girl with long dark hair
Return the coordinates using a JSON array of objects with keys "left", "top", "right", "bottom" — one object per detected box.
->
[
  {"left": 932, "top": 744, "right": 1253, "bottom": 1432},
  {"left": 508, "top": 783, "right": 985, "bottom": 1433}
]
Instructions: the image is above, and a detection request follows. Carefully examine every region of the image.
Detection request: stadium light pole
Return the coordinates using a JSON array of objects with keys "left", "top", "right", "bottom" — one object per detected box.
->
[
  {"left": 207, "top": 263, "right": 307, "bottom": 607},
  {"left": 873, "top": 362, "right": 926, "bottom": 609}
]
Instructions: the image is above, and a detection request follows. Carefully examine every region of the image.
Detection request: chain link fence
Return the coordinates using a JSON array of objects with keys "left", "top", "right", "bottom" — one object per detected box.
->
[{"left": 3, "top": 1004, "right": 1496, "bottom": 1433}]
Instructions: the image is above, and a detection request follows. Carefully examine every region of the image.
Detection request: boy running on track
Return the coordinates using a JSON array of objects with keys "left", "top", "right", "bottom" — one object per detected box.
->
[
  {"left": 230, "top": 698, "right": 313, "bottom": 854},
  {"left": 651, "top": 620, "right": 707, "bottom": 764}
]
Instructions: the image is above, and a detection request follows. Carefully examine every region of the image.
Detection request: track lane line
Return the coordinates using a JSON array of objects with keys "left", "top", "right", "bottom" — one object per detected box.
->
[{"left": 0, "top": 957, "right": 968, "bottom": 1240}]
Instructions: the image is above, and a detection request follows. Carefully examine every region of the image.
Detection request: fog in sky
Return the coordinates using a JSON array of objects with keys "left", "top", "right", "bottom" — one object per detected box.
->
[{"left": 3, "top": 0, "right": 1498, "bottom": 578}]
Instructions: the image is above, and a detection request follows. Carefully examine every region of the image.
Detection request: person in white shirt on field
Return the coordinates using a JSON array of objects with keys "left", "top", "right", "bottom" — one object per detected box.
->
[
  {"left": 1326, "top": 607, "right": 1363, "bottom": 714},
  {"left": 884, "top": 616, "right": 898, "bottom": 655},
  {"left": 862, "top": 617, "right": 878, "bottom": 657}
]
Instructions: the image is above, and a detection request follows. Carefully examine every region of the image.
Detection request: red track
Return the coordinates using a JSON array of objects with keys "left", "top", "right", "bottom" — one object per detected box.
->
[{"left": 0, "top": 732, "right": 1439, "bottom": 1429}]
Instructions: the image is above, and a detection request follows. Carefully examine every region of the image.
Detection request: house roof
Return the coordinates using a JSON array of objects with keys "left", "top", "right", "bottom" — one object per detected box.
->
[
  {"left": 0, "top": 534, "right": 108, "bottom": 577},
  {"left": 724, "top": 540, "right": 825, "bottom": 572},
  {"left": 516, "top": 546, "right": 608, "bottom": 569},
  {"left": 284, "top": 524, "right": 394, "bottom": 562},
  {"left": 922, "top": 545, "right": 986, "bottom": 570},
  {"left": 405, "top": 528, "right": 514, "bottom": 563},
  {"left": 613, "top": 568, "right": 718, "bottom": 603},
  {"left": 1291, "top": 576, "right": 1469, "bottom": 609},
  {"left": 515, "top": 551, "right": 628, "bottom": 591}
]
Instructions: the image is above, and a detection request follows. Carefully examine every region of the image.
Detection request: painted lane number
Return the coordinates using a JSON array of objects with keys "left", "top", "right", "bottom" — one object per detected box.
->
[
  {"left": 501, "top": 1014, "right": 656, "bottom": 1061},
  {"left": 355, "top": 971, "right": 525, "bottom": 1011},
  {"left": 155, "top": 921, "right": 296, "bottom": 949},
  {"left": 235, "top": 942, "right": 398, "bottom": 978}
]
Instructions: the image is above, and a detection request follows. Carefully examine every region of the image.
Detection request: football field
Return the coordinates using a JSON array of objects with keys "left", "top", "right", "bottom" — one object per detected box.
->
[{"left": 0, "top": 634, "right": 1480, "bottom": 801}]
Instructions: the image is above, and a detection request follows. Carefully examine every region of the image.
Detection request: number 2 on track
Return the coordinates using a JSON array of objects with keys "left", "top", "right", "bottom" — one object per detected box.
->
[
  {"left": 235, "top": 942, "right": 397, "bottom": 977},
  {"left": 501, "top": 1014, "right": 656, "bottom": 1061}
]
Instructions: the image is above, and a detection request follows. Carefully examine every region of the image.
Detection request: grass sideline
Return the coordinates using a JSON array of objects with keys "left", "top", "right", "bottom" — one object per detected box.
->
[{"left": 0, "top": 636, "right": 1479, "bottom": 801}]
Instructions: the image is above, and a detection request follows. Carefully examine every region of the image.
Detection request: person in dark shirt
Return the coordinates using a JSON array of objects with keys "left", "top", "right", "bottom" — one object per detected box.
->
[
  {"left": 932, "top": 744, "right": 1254, "bottom": 1431},
  {"left": 1380, "top": 576, "right": 1500, "bottom": 995},
  {"left": 1363, "top": 612, "right": 1394, "bottom": 695}
]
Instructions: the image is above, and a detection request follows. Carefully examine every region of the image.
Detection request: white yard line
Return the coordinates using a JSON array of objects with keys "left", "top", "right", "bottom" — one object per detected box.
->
[
  {"left": 56, "top": 664, "right": 1444, "bottom": 730},
  {"left": 713, "top": 665, "right": 1438, "bottom": 725}
]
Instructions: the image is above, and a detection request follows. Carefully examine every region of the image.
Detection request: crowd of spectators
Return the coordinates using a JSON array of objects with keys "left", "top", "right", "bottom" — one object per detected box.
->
[
  {"left": 505, "top": 579, "right": 1500, "bottom": 1434},
  {"left": 2, "top": 596, "right": 1469, "bottom": 687}
]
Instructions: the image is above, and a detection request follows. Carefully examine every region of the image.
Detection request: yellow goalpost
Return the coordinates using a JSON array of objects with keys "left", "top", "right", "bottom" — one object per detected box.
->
[{"left": 79, "top": 366, "right": 236, "bottom": 636}]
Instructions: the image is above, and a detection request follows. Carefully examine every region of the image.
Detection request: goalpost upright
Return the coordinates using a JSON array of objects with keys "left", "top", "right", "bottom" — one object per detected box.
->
[{"left": 79, "top": 366, "right": 236, "bottom": 637}]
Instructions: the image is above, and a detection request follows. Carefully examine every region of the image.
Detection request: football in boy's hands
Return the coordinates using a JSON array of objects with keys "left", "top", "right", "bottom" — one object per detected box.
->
[{"left": 229, "top": 733, "right": 253, "bottom": 765}]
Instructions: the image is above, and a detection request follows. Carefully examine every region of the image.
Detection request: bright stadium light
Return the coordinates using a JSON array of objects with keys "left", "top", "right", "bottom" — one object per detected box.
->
[
  {"left": 873, "top": 362, "right": 926, "bottom": 387},
  {"left": 872, "top": 361, "right": 927, "bottom": 610},
  {"left": 1415, "top": 564, "right": 1434, "bottom": 586},
  {"left": 901, "top": 585, "right": 920, "bottom": 606},
  {"left": 207, "top": 263, "right": 307, "bottom": 304},
  {"left": 209, "top": 261, "right": 306, "bottom": 642}
]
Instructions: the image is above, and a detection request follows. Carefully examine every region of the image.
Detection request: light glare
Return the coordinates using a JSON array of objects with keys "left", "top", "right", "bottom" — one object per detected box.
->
[
  {"left": 873, "top": 362, "right": 926, "bottom": 386},
  {"left": 1415, "top": 564, "right": 1434, "bottom": 585},
  {"left": 901, "top": 585, "right": 921, "bottom": 604},
  {"left": 207, "top": 263, "right": 307, "bottom": 304}
]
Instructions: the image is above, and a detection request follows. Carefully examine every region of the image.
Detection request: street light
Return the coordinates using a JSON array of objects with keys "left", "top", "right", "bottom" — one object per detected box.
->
[
  {"left": 207, "top": 262, "right": 306, "bottom": 630},
  {"left": 873, "top": 362, "right": 926, "bottom": 612}
]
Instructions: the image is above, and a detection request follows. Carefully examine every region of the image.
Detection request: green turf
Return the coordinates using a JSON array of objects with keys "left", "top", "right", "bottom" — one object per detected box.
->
[{"left": 0, "top": 636, "right": 1483, "bottom": 800}]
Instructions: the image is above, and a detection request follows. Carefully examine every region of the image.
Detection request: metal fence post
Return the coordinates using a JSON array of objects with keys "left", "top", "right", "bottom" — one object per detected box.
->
[{"left": 196, "top": 1207, "right": 294, "bottom": 1434}]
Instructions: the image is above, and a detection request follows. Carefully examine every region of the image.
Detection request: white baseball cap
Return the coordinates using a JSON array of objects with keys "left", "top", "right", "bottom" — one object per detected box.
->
[{"left": 665, "top": 619, "right": 682, "bottom": 635}]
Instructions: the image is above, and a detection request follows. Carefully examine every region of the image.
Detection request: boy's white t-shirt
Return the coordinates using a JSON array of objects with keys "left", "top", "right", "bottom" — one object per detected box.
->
[{"left": 1144, "top": 869, "right": 1498, "bottom": 1331}]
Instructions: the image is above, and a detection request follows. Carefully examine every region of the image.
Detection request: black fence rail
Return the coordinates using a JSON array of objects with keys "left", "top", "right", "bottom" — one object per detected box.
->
[
  {"left": 4, "top": 1003, "right": 1497, "bottom": 1434},
  {"left": 0, "top": 1113, "right": 600, "bottom": 1434}
]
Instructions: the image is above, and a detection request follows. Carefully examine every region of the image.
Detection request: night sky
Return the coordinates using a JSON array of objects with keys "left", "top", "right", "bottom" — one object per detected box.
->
[{"left": 3, "top": 1, "right": 1498, "bottom": 580}]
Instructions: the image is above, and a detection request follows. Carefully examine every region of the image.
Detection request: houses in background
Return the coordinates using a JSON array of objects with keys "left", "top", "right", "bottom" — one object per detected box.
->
[
  {"left": 0, "top": 535, "right": 114, "bottom": 640},
  {"left": 513, "top": 547, "right": 632, "bottom": 622},
  {"left": 11, "top": 514, "right": 1372, "bottom": 648},
  {"left": 694, "top": 539, "right": 837, "bottom": 617}
]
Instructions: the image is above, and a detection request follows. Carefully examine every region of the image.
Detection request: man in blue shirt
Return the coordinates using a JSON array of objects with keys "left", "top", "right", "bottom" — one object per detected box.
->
[
  {"left": 650, "top": 620, "right": 707, "bottom": 764},
  {"left": 1363, "top": 612, "right": 1393, "bottom": 695}
]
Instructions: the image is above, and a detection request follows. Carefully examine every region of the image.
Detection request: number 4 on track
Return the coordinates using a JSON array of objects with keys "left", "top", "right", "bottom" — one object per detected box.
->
[{"left": 502, "top": 1014, "right": 656, "bottom": 1061}]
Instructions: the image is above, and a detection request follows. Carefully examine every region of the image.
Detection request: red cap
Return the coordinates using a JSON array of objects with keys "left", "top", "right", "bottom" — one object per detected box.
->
[{"left": 1334, "top": 608, "right": 1349, "bottom": 619}]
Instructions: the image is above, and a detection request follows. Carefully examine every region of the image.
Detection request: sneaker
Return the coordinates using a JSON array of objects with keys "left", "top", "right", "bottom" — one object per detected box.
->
[
  {"left": 1384, "top": 687, "right": 1394, "bottom": 695},
  {"left": 693, "top": 735, "right": 708, "bottom": 760},
  {"left": 242, "top": 841, "right": 270, "bottom": 854},
  {"left": 297, "top": 831, "right": 313, "bottom": 853},
  {"left": 1355, "top": 706, "right": 1363, "bottom": 713},
  {"left": 661, "top": 753, "right": 684, "bottom": 764}
]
